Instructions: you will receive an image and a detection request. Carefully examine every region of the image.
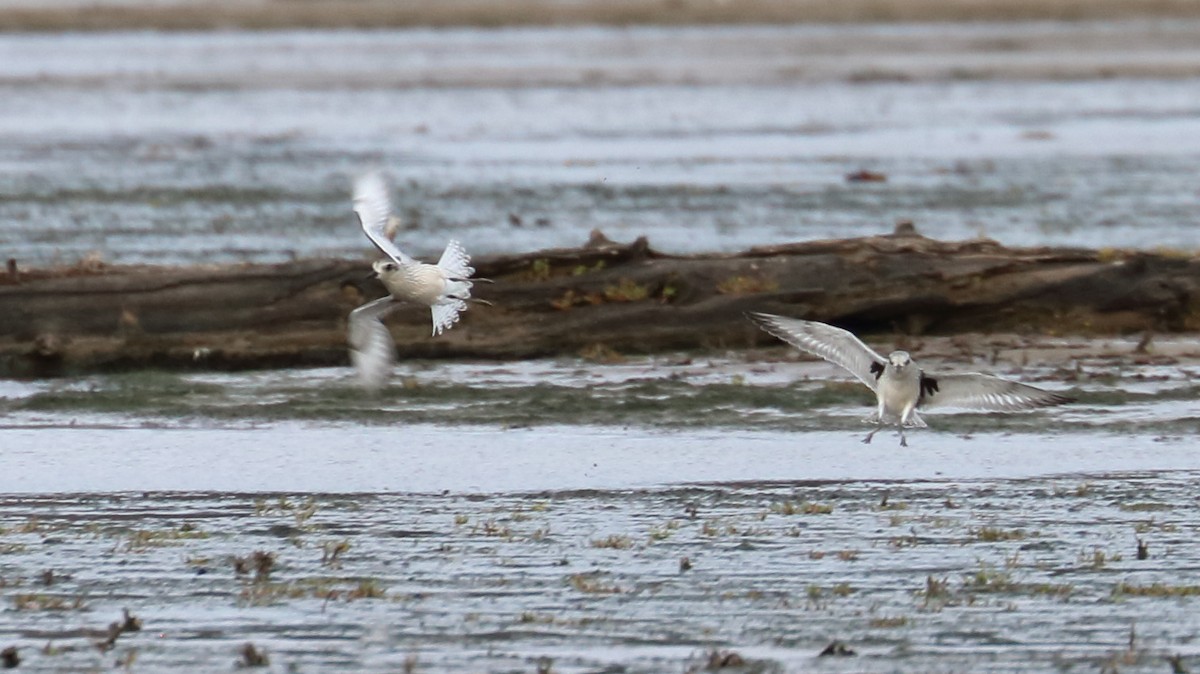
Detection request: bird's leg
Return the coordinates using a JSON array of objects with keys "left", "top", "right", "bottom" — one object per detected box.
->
[
  {"left": 896, "top": 403, "right": 917, "bottom": 446},
  {"left": 447, "top": 295, "right": 494, "bottom": 306},
  {"left": 862, "top": 403, "right": 886, "bottom": 444},
  {"left": 862, "top": 424, "right": 882, "bottom": 445}
]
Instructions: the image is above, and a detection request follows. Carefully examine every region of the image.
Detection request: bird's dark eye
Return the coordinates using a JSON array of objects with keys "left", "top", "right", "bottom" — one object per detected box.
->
[{"left": 384, "top": 263, "right": 397, "bottom": 272}]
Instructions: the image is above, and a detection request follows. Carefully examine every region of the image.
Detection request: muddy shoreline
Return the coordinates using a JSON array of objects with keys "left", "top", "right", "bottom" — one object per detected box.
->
[
  {"left": 5, "top": 0, "right": 1200, "bottom": 32},
  {"left": 2, "top": 229, "right": 1198, "bottom": 378}
]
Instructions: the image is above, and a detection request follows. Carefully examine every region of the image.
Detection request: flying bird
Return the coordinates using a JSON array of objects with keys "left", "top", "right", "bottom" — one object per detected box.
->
[
  {"left": 346, "top": 171, "right": 490, "bottom": 389},
  {"left": 749, "top": 313, "right": 1073, "bottom": 445},
  {"left": 353, "top": 171, "right": 489, "bottom": 336}
]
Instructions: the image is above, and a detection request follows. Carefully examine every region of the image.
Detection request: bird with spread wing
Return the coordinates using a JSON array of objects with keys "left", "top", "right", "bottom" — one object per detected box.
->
[
  {"left": 347, "top": 171, "right": 490, "bottom": 390},
  {"left": 749, "top": 313, "right": 1073, "bottom": 445}
]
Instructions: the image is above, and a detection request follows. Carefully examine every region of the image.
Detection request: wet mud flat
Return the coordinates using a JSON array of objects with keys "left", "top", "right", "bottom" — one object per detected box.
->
[
  {"left": 0, "top": 346, "right": 1197, "bottom": 671},
  {"left": 0, "top": 472, "right": 1198, "bottom": 673},
  {"left": 6, "top": 0, "right": 1200, "bottom": 30}
]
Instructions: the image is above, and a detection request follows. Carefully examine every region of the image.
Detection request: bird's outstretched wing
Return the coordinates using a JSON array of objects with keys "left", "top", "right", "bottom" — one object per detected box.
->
[
  {"left": 348, "top": 296, "right": 400, "bottom": 392},
  {"left": 749, "top": 313, "right": 887, "bottom": 391},
  {"left": 353, "top": 171, "right": 415, "bottom": 266},
  {"left": 918, "top": 373, "right": 1073, "bottom": 411}
]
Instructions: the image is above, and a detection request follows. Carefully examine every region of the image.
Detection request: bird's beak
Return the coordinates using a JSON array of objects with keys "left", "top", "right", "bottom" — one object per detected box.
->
[{"left": 364, "top": 271, "right": 377, "bottom": 280}]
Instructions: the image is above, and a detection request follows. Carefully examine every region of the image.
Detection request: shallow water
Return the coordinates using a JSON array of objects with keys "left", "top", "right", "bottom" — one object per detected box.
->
[
  {"left": 1, "top": 346, "right": 1200, "bottom": 671},
  {"left": 3, "top": 344, "right": 1197, "bottom": 441},
  {"left": 0, "top": 452, "right": 1199, "bottom": 672},
  {"left": 1, "top": 343, "right": 1197, "bottom": 494},
  {"left": 3, "top": 24, "right": 1200, "bottom": 267}
]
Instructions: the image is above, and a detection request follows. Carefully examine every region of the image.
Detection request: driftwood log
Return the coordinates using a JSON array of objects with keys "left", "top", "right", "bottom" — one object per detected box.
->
[{"left": 1, "top": 226, "right": 1197, "bottom": 377}]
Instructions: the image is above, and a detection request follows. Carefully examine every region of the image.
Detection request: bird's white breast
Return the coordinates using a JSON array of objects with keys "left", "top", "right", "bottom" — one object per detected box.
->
[
  {"left": 381, "top": 263, "right": 447, "bottom": 306},
  {"left": 876, "top": 367, "right": 920, "bottom": 419}
]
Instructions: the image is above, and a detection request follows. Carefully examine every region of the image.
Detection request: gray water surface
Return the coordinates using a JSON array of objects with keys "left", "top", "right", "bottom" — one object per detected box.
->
[
  {"left": 3, "top": 24, "right": 1200, "bottom": 267},
  {"left": 1, "top": 341, "right": 1196, "bottom": 491}
]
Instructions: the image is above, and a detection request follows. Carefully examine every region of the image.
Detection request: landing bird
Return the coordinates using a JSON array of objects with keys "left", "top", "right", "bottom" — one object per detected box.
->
[
  {"left": 749, "top": 313, "right": 1073, "bottom": 446},
  {"left": 353, "top": 171, "right": 490, "bottom": 338}
]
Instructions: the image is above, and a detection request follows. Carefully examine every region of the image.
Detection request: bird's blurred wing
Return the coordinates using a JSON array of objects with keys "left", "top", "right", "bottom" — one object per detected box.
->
[
  {"left": 348, "top": 296, "right": 400, "bottom": 392},
  {"left": 353, "top": 171, "right": 415, "bottom": 266}
]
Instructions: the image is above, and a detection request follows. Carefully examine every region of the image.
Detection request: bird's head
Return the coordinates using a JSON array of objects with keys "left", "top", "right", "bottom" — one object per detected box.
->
[
  {"left": 370, "top": 260, "right": 400, "bottom": 279},
  {"left": 888, "top": 350, "right": 912, "bottom": 370}
]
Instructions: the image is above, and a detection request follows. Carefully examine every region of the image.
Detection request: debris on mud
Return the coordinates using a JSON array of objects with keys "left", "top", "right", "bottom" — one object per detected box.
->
[
  {"left": 818, "top": 640, "right": 857, "bottom": 657},
  {"left": 238, "top": 642, "right": 269, "bottom": 668}
]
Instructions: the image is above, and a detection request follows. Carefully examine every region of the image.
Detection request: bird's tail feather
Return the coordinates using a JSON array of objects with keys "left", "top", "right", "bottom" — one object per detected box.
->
[
  {"left": 436, "top": 240, "right": 474, "bottom": 279},
  {"left": 430, "top": 301, "right": 467, "bottom": 336}
]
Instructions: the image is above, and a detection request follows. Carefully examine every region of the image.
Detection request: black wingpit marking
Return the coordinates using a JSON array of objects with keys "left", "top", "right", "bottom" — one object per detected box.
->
[
  {"left": 918, "top": 373, "right": 939, "bottom": 404},
  {"left": 870, "top": 361, "right": 885, "bottom": 380}
]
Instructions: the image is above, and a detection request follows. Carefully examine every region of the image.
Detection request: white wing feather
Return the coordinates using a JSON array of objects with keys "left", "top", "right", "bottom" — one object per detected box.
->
[
  {"left": 749, "top": 313, "right": 887, "bottom": 391},
  {"left": 353, "top": 172, "right": 415, "bottom": 266},
  {"left": 920, "top": 373, "right": 1073, "bottom": 411},
  {"left": 348, "top": 296, "right": 400, "bottom": 392}
]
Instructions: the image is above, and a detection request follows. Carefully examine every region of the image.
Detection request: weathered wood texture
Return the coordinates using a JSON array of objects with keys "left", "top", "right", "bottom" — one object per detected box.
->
[{"left": 2, "top": 229, "right": 1197, "bottom": 377}]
